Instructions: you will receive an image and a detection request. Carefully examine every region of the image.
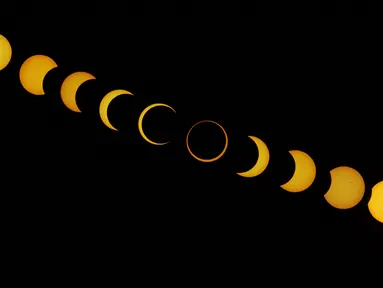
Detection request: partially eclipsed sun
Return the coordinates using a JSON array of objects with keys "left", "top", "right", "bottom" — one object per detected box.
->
[
  {"left": 368, "top": 181, "right": 383, "bottom": 223},
  {"left": 138, "top": 103, "right": 176, "bottom": 145},
  {"left": 60, "top": 72, "right": 96, "bottom": 112},
  {"left": 280, "top": 150, "right": 316, "bottom": 193},
  {"left": 0, "top": 34, "right": 12, "bottom": 71},
  {"left": 324, "top": 166, "right": 365, "bottom": 209},
  {"left": 100, "top": 89, "right": 133, "bottom": 131},
  {"left": 19, "top": 55, "right": 58, "bottom": 95}
]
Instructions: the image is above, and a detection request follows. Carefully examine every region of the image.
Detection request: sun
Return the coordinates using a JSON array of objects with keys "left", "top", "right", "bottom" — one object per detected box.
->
[{"left": 0, "top": 34, "right": 12, "bottom": 71}]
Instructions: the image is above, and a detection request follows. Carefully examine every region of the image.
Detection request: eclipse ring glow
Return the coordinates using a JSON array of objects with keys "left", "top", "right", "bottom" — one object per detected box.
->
[{"left": 186, "top": 120, "right": 228, "bottom": 163}]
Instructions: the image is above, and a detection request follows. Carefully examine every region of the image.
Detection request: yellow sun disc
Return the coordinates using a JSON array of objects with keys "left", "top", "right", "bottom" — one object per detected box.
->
[
  {"left": 19, "top": 55, "right": 58, "bottom": 95},
  {"left": 368, "top": 181, "right": 383, "bottom": 223},
  {"left": 138, "top": 103, "right": 176, "bottom": 145},
  {"left": 186, "top": 120, "right": 228, "bottom": 163},
  {"left": 100, "top": 89, "right": 133, "bottom": 131},
  {"left": 324, "top": 166, "right": 365, "bottom": 209},
  {"left": 0, "top": 34, "right": 12, "bottom": 71}
]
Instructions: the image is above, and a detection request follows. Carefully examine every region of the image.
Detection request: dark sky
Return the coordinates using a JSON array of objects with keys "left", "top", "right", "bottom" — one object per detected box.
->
[{"left": 0, "top": 1, "right": 381, "bottom": 264}]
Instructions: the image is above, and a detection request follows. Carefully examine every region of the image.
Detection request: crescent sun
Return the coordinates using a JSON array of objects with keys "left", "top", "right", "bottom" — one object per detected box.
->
[
  {"left": 186, "top": 120, "right": 228, "bottom": 163},
  {"left": 60, "top": 71, "right": 96, "bottom": 112},
  {"left": 237, "top": 136, "right": 270, "bottom": 178},
  {"left": 99, "top": 89, "right": 133, "bottom": 131},
  {"left": 280, "top": 150, "right": 317, "bottom": 193},
  {"left": 138, "top": 103, "right": 176, "bottom": 145}
]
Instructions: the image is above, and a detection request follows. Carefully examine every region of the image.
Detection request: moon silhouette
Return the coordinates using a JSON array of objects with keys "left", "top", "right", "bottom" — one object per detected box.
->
[
  {"left": 324, "top": 166, "right": 365, "bottom": 209},
  {"left": 368, "top": 181, "right": 383, "bottom": 223},
  {"left": 60, "top": 72, "right": 95, "bottom": 112},
  {"left": 237, "top": 136, "right": 270, "bottom": 178},
  {"left": 280, "top": 150, "right": 316, "bottom": 192},
  {"left": 19, "top": 55, "right": 58, "bottom": 95},
  {"left": 0, "top": 34, "right": 12, "bottom": 71},
  {"left": 186, "top": 120, "right": 228, "bottom": 163},
  {"left": 138, "top": 103, "right": 176, "bottom": 145},
  {"left": 99, "top": 89, "right": 133, "bottom": 131}
]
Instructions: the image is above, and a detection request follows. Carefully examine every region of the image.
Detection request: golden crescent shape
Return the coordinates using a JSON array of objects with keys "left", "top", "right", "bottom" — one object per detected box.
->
[
  {"left": 186, "top": 120, "right": 228, "bottom": 163},
  {"left": 280, "top": 150, "right": 317, "bottom": 192},
  {"left": 237, "top": 136, "right": 270, "bottom": 178},
  {"left": 99, "top": 89, "right": 133, "bottom": 131},
  {"left": 138, "top": 103, "right": 176, "bottom": 145},
  {"left": 60, "top": 71, "right": 96, "bottom": 112}
]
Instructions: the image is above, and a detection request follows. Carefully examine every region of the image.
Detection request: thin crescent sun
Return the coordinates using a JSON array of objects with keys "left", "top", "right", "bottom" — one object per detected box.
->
[
  {"left": 237, "top": 136, "right": 270, "bottom": 178},
  {"left": 60, "top": 71, "right": 96, "bottom": 112},
  {"left": 99, "top": 89, "right": 133, "bottom": 131},
  {"left": 186, "top": 120, "right": 228, "bottom": 163},
  {"left": 138, "top": 103, "right": 176, "bottom": 145}
]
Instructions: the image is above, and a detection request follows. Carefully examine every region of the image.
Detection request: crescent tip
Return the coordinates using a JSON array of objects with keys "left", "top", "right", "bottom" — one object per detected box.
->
[{"left": 236, "top": 172, "right": 246, "bottom": 177}]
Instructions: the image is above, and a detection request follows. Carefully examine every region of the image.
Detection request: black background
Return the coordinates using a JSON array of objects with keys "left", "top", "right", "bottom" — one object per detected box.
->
[{"left": 0, "top": 1, "right": 382, "bottom": 269}]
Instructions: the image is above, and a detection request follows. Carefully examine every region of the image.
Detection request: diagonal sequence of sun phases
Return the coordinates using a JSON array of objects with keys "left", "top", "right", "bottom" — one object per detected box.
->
[{"left": 1, "top": 34, "right": 381, "bottom": 222}]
